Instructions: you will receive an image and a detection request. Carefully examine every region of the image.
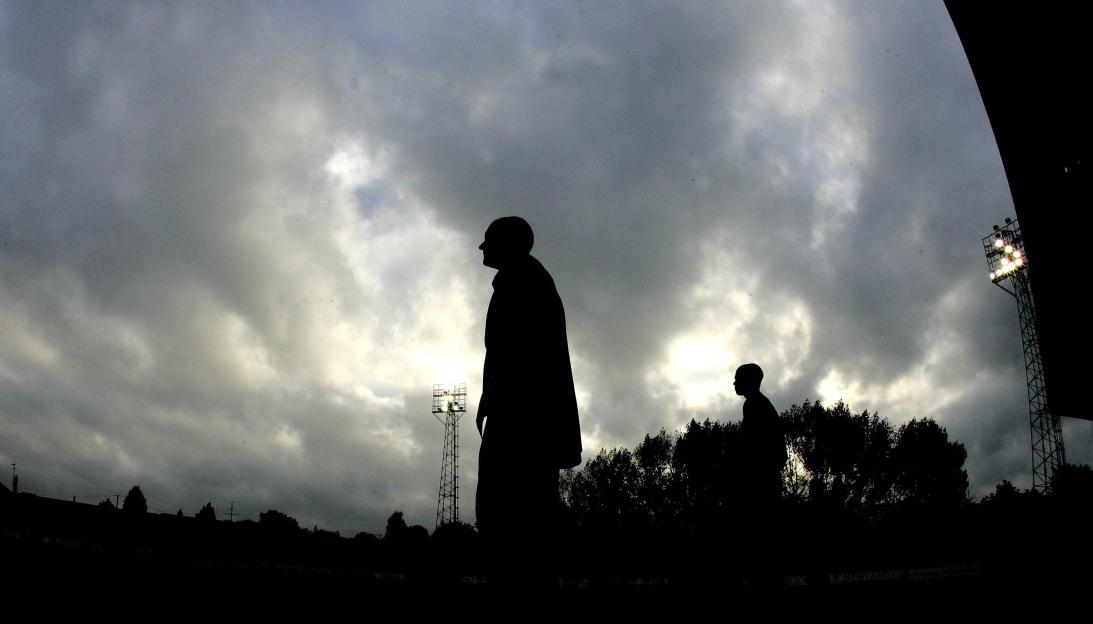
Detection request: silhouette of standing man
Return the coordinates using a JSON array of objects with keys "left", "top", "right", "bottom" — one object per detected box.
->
[
  {"left": 734, "top": 363, "right": 786, "bottom": 589},
  {"left": 475, "top": 216, "right": 581, "bottom": 587}
]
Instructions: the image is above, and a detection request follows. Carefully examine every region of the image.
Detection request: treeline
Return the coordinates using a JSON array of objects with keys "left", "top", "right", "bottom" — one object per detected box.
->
[
  {"left": 554, "top": 400, "right": 1092, "bottom": 582},
  {"left": 561, "top": 400, "right": 970, "bottom": 533},
  {"left": 4, "top": 399, "right": 1090, "bottom": 587},
  {"left": 2, "top": 487, "right": 481, "bottom": 589}
]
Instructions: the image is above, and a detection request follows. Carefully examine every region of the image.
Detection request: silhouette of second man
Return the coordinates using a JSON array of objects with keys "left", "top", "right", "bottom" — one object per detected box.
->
[{"left": 734, "top": 362, "right": 786, "bottom": 590}]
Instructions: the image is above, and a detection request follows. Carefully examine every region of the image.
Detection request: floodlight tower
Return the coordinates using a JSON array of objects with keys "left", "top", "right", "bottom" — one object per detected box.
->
[
  {"left": 983, "top": 218, "right": 1066, "bottom": 492},
  {"left": 432, "top": 383, "right": 467, "bottom": 528}
]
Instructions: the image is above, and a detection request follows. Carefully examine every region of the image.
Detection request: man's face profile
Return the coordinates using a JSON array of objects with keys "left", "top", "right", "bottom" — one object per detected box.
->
[
  {"left": 479, "top": 217, "right": 532, "bottom": 270},
  {"left": 478, "top": 228, "right": 501, "bottom": 268},
  {"left": 734, "top": 365, "right": 761, "bottom": 396}
]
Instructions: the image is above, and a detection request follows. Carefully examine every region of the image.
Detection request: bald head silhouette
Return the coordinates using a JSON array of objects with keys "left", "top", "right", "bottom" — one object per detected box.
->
[
  {"left": 733, "top": 363, "right": 764, "bottom": 397},
  {"left": 479, "top": 216, "right": 534, "bottom": 269}
]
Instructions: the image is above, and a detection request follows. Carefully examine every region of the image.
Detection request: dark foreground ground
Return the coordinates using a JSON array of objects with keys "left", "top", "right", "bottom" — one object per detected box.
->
[{"left": 4, "top": 530, "right": 1082, "bottom": 619}]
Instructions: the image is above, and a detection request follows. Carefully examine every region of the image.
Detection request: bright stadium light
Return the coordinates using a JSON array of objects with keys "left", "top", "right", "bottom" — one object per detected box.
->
[
  {"left": 984, "top": 221, "right": 1029, "bottom": 285},
  {"left": 981, "top": 216, "right": 1065, "bottom": 494}
]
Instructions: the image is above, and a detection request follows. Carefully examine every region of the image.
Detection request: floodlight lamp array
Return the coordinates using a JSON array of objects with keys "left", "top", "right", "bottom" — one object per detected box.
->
[
  {"left": 983, "top": 220, "right": 1027, "bottom": 284},
  {"left": 431, "top": 383, "right": 467, "bottom": 414},
  {"left": 989, "top": 239, "right": 1025, "bottom": 281}
]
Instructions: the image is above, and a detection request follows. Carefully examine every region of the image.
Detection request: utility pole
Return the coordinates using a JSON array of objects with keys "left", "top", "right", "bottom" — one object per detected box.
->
[{"left": 229, "top": 501, "right": 235, "bottom": 522}]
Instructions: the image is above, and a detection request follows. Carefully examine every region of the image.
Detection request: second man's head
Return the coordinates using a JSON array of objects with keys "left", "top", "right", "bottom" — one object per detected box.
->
[{"left": 733, "top": 363, "right": 764, "bottom": 396}]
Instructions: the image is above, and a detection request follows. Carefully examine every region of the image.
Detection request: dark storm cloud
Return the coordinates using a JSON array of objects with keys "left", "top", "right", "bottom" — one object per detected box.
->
[
  {"left": 1, "top": 1, "right": 1086, "bottom": 533},
  {"left": 331, "top": 3, "right": 1041, "bottom": 443},
  {"left": 330, "top": 0, "right": 1091, "bottom": 482},
  {"left": 332, "top": 1, "right": 831, "bottom": 440},
  {"left": 0, "top": 2, "right": 465, "bottom": 531}
]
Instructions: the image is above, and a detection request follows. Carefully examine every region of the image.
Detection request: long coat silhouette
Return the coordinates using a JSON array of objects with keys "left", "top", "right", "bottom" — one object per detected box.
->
[{"left": 476, "top": 253, "right": 581, "bottom": 535}]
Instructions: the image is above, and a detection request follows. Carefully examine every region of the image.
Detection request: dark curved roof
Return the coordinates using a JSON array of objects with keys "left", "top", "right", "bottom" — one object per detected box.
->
[{"left": 946, "top": 1, "right": 1090, "bottom": 420}]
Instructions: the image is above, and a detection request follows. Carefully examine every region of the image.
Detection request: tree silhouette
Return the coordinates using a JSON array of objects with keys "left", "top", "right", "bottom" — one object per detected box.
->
[
  {"left": 196, "top": 502, "right": 216, "bottom": 522},
  {"left": 311, "top": 526, "right": 340, "bottom": 541},
  {"left": 406, "top": 524, "right": 429, "bottom": 543},
  {"left": 122, "top": 486, "right": 146, "bottom": 514},
  {"left": 259, "top": 509, "right": 300, "bottom": 533},
  {"left": 634, "top": 429, "right": 685, "bottom": 529},
  {"left": 354, "top": 531, "right": 380, "bottom": 543},
  {"left": 430, "top": 520, "right": 478, "bottom": 576},
  {"left": 782, "top": 401, "right": 894, "bottom": 515},
  {"left": 431, "top": 520, "right": 476, "bottom": 544},
  {"left": 384, "top": 510, "right": 407, "bottom": 541},
  {"left": 98, "top": 498, "right": 115, "bottom": 509},
  {"left": 674, "top": 418, "right": 744, "bottom": 526},
  {"left": 891, "top": 418, "right": 968, "bottom": 509},
  {"left": 981, "top": 479, "right": 1021, "bottom": 506},
  {"left": 563, "top": 447, "right": 642, "bottom": 530}
]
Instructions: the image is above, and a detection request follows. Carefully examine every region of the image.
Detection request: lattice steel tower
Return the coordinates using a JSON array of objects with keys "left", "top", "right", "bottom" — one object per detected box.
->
[
  {"left": 983, "top": 218, "right": 1066, "bottom": 492},
  {"left": 432, "top": 383, "right": 466, "bottom": 528}
]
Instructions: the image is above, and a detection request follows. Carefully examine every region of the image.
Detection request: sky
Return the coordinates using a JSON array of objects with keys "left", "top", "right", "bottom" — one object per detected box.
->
[{"left": 2, "top": 1, "right": 1090, "bottom": 535}]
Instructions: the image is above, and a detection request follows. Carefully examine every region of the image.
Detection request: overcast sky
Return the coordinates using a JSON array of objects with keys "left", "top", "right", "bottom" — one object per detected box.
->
[{"left": 2, "top": 1, "right": 1089, "bottom": 535}]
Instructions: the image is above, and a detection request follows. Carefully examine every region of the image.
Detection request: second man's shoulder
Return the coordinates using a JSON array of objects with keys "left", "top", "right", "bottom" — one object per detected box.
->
[{"left": 745, "top": 393, "right": 778, "bottom": 416}]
